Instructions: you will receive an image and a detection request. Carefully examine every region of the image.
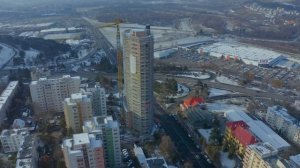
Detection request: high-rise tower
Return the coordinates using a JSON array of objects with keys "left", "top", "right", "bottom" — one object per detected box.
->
[{"left": 123, "top": 25, "right": 154, "bottom": 137}]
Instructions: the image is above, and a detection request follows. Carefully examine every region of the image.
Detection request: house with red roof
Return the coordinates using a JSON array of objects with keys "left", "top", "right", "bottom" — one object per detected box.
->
[
  {"left": 224, "top": 121, "right": 259, "bottom": 157},
  {"left": 180, "top": 97, "right": 205, "bottom": 111}
]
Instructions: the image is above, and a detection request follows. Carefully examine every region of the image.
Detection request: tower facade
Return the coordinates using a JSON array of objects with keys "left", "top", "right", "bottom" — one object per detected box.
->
[{"left": 123, "top": 26, "right": 154, "bottom": 136}]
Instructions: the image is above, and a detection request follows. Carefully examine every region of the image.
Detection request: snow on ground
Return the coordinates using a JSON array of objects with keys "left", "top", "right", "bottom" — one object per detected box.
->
[
  {"left": 43, "top": 33, "right": 81, "bottom": 40},
  {"left": 177, "top": 71, "right": 211, "bottom": 80},
  {"left": 167, "top": 83, "right": 190, "bottom": 98},
  {"left": 208, "top": 88, "right": 236, "bottom": 97},
  {"left": 19, "top": 31, "right": 40, "bottom": 37},
  {"left": 24, "top": 49, "right": 39, "bottom": 65},
  {"left": 0, "top": 43, "right": 16, "bottom": 68},
  {"left": 77, "top": 49, "right": 89, "bottom": 58},
  {"left": 216, "top": 76, "right": 239, "bottom": 86},
  {"left": 65, "top": 39, "right": 80, "bottom": 46},
  {"left": 207, "top": 102, "right": 247, "bottom": 114},
  {"left": 220, "top": 152, "right": 236, "bottom": 168}
]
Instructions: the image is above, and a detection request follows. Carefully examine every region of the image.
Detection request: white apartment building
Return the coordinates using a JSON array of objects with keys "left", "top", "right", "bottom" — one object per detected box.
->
[
  {"left": 83, "top": 116, "right": 122, "bottom": 168},
  {"left": 266, "top": 106, "right": 296, "bottom": 135},
  {"left": 0, "top": 128, "right": 28, "bottom": 153},
  {"left": 0, "top": 81, "right": 18, "bottom": 125},
  {"left": 64, "top": 92, "right": 93, "bottom": 133},
  {"left": 30, "top": 75, "right": 80, "bottom": 113},
  {"left": 62, "top": 133, "right": 105, "bottom": 168},
  {"left": 86, "top": 83, "right": 107, "bottom": 117}
]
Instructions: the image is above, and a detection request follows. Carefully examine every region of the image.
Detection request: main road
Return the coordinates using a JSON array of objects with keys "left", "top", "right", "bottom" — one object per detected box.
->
[{"left": 155, "top": 104, "right": 214, "bottom": 168}]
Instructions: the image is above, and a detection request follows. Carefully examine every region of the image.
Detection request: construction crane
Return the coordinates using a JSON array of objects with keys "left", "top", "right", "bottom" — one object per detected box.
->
[{"left": 99, "top": 19, "right": 124, "bottom": 102}]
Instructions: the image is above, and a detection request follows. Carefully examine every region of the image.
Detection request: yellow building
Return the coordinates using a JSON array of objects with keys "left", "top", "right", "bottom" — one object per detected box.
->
[
  {"left": 224, "top": 121, "right": 258, "bottom": 157},
  {"left": 243, "top": 143, "right": 278, "bottom": 168}
]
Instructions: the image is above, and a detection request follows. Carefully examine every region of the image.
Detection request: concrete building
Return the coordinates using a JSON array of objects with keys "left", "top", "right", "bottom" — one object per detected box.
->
[
  {"left": 289, "top": 154, "right": 300, "bottom": 168},
  {"left": 123, "top": 25, "right": 154, "bottom": 137},
  {"left": 133, "top": 144, "right": 169, "bottom": 168},
  {"left": 287, "top": 124, "right": 300, "bottom": 146},
  {"left": 63, "top": 92, "right": 93, "bottom": 133},
  {"left": 266, "top": 106, "right": 296, "bottom": 135},
  {"left": 16, "top": 135, "right": 38, "bottom": 168},
  {"left": 0, "top": 128, "right": 28, "bottom": 153},
  {"left": 83, "top": 116, "right": 122, "bottom": 168},
  {"left": 243, "top": 143, "right": 278, "bottom": 168},
  {"left": 30, "top": 75, "right": 80, "bottom": 114},
  {"left": 86, "top": 83, "right": 107, "bottom": 117},
  {"left": 0, "top": 81, "right": 19, "bottom": 125},
  {"left": 62, "top": 133, "right": 105, "bottom": 168}
]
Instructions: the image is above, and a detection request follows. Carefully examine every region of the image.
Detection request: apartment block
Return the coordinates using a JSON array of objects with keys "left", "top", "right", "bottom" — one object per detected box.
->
[
  {"left": 86, "top": 83, "right": 107, "bottom": 117},
  {"left": 266, "top": 106, "right": 296, "bottom": 135},
  {"left": 0, "top": 128, "right": 28, "bottom": 153},
  {"left": 0, "top": 81, "right": 18, "bottom": 125},
  {"left": 30, "top": 75, "right": 80, "bottom": 113},
  {"left": 62, "top": 133, "right": 105, "bottom": 168},
  {"left": 83, "top": 116, "right": 122, "bottom": 168},
  {"left": 64, "top": 92, "right": 93, "bottom": 133}
]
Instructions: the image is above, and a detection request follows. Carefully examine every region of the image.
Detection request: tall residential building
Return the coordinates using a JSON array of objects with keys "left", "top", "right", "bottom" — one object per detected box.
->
[
  {"left": 123, "top": 25, "right": 154, "bottom": 136},
  {"left": 0, "top": 128, "right": 28, "bottom": 153},
  {"left": 30, "top": 75, "right": 80, "bottom": 113},
  {"left": 62, "top": 133, "right": 105, "bottom": 168},
  {"left": 83, "top": 116, "right": 122, "bottom": 168},
  {"left": 266, "top": 106, "right": 296, "bottom": 135},
  {"left": 243, "top": 143, "right": 278, "bottom": 168},
  {"left": 86, "top": 83, "right": 107, "bottom": 117},
  {"left": 64, "top": 92, "right": 93, "bottom": 133}
]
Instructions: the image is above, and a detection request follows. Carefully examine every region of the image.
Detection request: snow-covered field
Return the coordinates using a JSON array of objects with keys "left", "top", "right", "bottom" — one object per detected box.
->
[
  {"left": 19, "top": 31, "right": 40, "bottom": 37},
  {"left": 220, "top": 152, "right": 236, "bottom": 168},
  {"left": 216, "top": 76, "right": 239, "bottom": 86},
  {"left": 167, "top": 83, "right": 190, "bottom": 98},
  {"left": 208, "top": 88, "right": 236, "bottom": 97},
  {"left": 0, "top": 43, "right": 16, "bottom": 68},
  {"left": 177, "top": 71, "right": 211, "bottom": 80}
]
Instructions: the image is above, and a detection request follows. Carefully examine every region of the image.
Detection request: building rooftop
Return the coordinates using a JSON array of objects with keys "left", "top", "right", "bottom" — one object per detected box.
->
[
  {"left": 73, "top": 133, "right": 90, "bottom": 146},
  {"left": 183, "top": 97, "right": 205, "bottom": 109},
  {"left": 1, "top": 128, "right": 28, "bottom": 137},
  {"left": 225, "top": 111, "right": 290, "bottom": 151},
  {"left": 248, "top": 143, "right": 278, "bottom": 158},
  {"left": 16, "top": 158, "right": 33, "bottom": 168},
  {"left": 133, "top": 144, "right": 147, "bottom": 166},
  {"left": 146, "top": 157, "right": 168, "bottom": 168},
  {"left": 17, "top": 135, "right": 35, "bottom": 159},
  {"left": 226, "top": 121, "right": 258, "bottom": 147}
]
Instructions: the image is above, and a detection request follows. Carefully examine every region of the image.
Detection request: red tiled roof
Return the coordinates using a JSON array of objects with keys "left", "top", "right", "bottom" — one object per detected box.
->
[
  {"left": 183, "top": 97, "right": 205, "bottom": 108},
  {"left": 226, "top": 121, "right": 258, "bottom": 147}
]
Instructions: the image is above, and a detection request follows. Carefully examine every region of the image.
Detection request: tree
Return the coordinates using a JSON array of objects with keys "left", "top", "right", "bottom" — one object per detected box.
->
[
  {"left": 244, "top": 71, "right": 255, "bottom": 83},
  {"left": 209, "top": 127, "right": 223, "bottom": 146},
  {"left": 19, "top": 50, "right": 25, "bottom": 58},
  {"left": 184, "top": 161, "right": 194, "bottom": 168},
  {"left": 159, "top": 135, "right": 176, "bottom": 161},
  {"left": 271, "top": 79, "right": 284, "bottom": 88}
]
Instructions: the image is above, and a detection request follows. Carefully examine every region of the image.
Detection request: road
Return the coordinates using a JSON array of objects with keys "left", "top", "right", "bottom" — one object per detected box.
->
[
  {"left": 155, "top": 104, "right": 214, "bottom": 168},
  {"left": 155, "top": 74, "right": 296, "bottom": 102}
]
